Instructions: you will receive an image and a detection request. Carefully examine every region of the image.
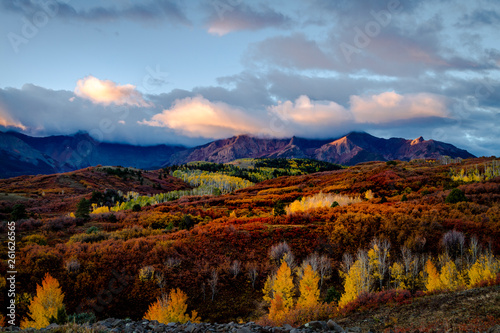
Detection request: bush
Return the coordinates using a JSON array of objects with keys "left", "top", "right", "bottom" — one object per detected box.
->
[
  {"left": 445, "top": 188, "right": 467, "bottom": 204},
  {"left": 68, "top": 312, "right": 96, "bottom": 324},
  {"left": 68, "top": 231, "right": 109, "bottom": 244},
  {"left": 325, "top": 286, "right": 341, "bottom": 303},
  {"left": 132, "top": 204, "right": 142, "bottom": 212},
  {"left": 86, "top": 226, "right": 99, "bottom": 234},
  {"left": 22, "top": 234, "right": 47, "bottom": 246},
  {"left": 273, "top": 200, "right": 286, "bottom": 216}
]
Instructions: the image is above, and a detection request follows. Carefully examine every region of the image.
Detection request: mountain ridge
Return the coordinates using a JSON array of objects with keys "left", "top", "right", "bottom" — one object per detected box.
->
[{"left": 0, "top": 130, "right": 476, "bottom": 178}]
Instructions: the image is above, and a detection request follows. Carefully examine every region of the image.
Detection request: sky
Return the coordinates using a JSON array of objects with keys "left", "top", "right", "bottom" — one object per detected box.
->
[{"left": 0, "top": 0, "right": 499, "bottom": 156}]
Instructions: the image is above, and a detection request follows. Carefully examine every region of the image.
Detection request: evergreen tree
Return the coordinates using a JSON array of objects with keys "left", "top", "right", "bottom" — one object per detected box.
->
[
  {"left": 75, "top": 198, "right": 91, "bottom": 220},
  {"left": 11, "top": 203, "right": 27, "bottom": 221}
]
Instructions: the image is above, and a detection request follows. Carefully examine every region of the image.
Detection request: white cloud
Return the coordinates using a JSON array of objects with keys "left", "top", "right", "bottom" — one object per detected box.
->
[
  {"left": 269, "top": 95, "right": 352, "bottom": 125},
  {"left": 350, "top": 91, "right": 449, "bottom": 123},
  {"left": 74, "top": 76, "right": 152, "bottom": 107},
  {"left": 139, "top": 96, "right": 262, "bottom": 139}
]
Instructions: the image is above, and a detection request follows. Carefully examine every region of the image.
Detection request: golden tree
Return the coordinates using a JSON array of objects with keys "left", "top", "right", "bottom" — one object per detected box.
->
[
  {"left": 265, "top": 256, "right": 295, "bottom": 322},
  {"left": 21, "top": 273, "right": 65, "bottom": 329},
  {"left": 339, "top": 251, "right": 371, "bottom": 307},
  {"left": 297, "top": 264, "right": 320, "bottom": 309},
  {"left": 424, "top": 259, "right": 442, "bottom": 292},
  {"left": 468, "top": 254, "right": 499, "bottom": 287},
  {"left": 144, "top": 288, "right": 200, "bottom": 324}
]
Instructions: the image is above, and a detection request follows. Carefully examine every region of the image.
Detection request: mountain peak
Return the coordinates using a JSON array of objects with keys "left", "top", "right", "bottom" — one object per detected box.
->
[{"left": 411, "top": 136, "right": 425, "bottom": 145}]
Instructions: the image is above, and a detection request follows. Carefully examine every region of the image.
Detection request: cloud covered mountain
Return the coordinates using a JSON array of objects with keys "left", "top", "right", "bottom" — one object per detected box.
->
[{"left": 0, "top": 131, "right": 475, "bottom": 178}]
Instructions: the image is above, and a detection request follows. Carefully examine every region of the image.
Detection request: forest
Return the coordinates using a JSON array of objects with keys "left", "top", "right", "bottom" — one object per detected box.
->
[{"left": 0, "top": 157, "right": 499, "bottom": 331}]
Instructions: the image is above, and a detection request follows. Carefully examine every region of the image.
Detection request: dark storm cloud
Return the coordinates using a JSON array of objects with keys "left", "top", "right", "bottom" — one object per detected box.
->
[{"left": 1, "top": 0, "right": 190, "bottom": 25}]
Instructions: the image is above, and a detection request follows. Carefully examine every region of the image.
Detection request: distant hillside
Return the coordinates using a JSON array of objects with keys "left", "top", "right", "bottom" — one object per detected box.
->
[
  {"left": 0, "top": 131, "right": 475, "bottom": 178},
  {"left": 0, "top": 131, "right": 185, "bottom": 178}
]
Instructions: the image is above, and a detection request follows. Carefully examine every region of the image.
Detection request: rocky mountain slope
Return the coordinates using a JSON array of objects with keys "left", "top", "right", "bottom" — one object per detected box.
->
[{"left": 0, "top": 131, "right": 475, "bottom": 178}]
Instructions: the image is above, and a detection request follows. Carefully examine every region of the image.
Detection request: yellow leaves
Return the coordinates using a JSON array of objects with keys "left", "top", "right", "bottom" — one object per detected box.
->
[
  {"left": 262, "top": 258, "right": 295, "bottom": 323},
  {"left": 339, "top": 259, "right": 369, "bottom": 307},
  {"left": 262, "top": 274, "right": 275, "bottom": 305},
  {"left": 286, "top": 192, "right": 362, "bottom": 214},
  {"left": 144, "top": 288, "right": 200, "bottom": 324},
  {"left": 390, "top": 262, "right": 407, "bottom": 290},
  {"left": 365, "top": 190, "right": 374, "bottom": 200},
  {"left": 297, "top": 264, "right": 320, "bottom": 309},
  {"left": 439, "top": 260, "right": 465, "bottom": 290},
  {"left": 468, "top": 254, "right": 500, "bottom": 287},
  {"left": 21, "top": 273, "right": 65, "bottom": 329},
  {"left": 91, "top": 205, "right": 110, "bottom": 214},
  {"left": 270, "top": 260, "right": 295, "bottom": 316},
  {"left": 424, "top": 259, "right": 442, "bottom": 292}
]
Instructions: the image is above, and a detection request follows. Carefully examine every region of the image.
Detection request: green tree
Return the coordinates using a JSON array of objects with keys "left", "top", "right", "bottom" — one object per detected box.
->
[
  {"left": 75, "top": 198, "right": 91, "bottom": 220},
  {"left": 11, "top": 204, "right": 27, "bottom": 221},
  {"left": 445, "top": 188, "right": 467, "bottom": 203}
]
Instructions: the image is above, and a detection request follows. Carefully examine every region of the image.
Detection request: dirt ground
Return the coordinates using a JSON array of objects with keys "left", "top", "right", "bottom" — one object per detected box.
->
[{"left": 333, "top": 285, "right": 500, "bottom": 332}]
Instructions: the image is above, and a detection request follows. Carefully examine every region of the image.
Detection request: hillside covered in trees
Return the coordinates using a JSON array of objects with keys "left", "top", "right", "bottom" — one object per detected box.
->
[{"left": 1, "top": 157, "right": 499, "bottom": 331}]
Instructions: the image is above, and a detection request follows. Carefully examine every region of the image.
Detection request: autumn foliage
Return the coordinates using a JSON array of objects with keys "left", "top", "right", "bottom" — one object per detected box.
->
[
  {"left": 21, "top": 273, "right": 65, "bottom": 329},
  {"left": 0, "top": 157, "right": 499, "bottom": 328},
  {"left": 144, "top": 288, "right": 200, "bottom": 324}
]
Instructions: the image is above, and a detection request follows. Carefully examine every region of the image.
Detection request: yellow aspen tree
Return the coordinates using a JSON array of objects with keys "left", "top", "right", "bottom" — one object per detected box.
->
[
  {"left": 390, "top": 262, "right": 407, "bottom": 290},
  {"left": 267, "top": 257, "right": 295, "bottom": 321},
  {"left": 339, "top": 258, "right": 370, "bottom": 307},
  {"left": 144, "top": 288, "right": 200, "bottom": 324},
  {"left": 297, "top": 264, "right": 320, "bottom": 309},
  {"left": 21, "top": 273, "right": 65, "bottom": 329},
  {"left": 424, "top": 259, "right": 441, "bottom": 292},
  {"left": 468, "top": 254, "right": 499, "bottom": 287},
  {"left": 439, "top": 259, "right": 465, "bottom": 290}
]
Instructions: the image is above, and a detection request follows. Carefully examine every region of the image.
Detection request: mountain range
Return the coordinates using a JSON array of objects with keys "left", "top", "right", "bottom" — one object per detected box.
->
[{"left": 0, "top": 130, "right": 475, "bottom": 178}]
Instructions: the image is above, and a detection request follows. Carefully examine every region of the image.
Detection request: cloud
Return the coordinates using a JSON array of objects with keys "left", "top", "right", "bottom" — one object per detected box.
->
[
  {"left": 139, "top": 96, "right": 263, "bottom": 139},
  {"left": 246, "top": 33, "right": 335, "bottom": 70},
  {"left": 350, "top": 91, "right": 449, "bottom": 123},
  {"left": 206, "top": 3, "right": 289, "bottom": 35},
  {"left": 0, "top": 106, "right": 26, "bottom": 130},
  {"left": 74, "top": 76, "right": 152, "bottom": 107},
  {"left": 0, "top": 0, "right": 190, "bottom": 25},
  {"left": 457, "top": 9, "right": 500, "bottom": 27},
  {"left": 269, "top": 95, "right": 352, "bottom": 125}
]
